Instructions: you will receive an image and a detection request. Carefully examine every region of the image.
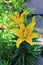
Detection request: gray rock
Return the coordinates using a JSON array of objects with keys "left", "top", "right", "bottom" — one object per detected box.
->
[
  {"left": 35, "top": 57, "right": 43, "bottom": 65},
  {"left": 25, "top": 0, "right": 43, "bottom": 14}
]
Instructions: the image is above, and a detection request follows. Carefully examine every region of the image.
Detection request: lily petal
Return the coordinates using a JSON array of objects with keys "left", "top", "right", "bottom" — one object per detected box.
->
[
  {"left": 10, "top": 28, "right": 21, "bottom": 37},
  {"left": 20, "top": 10, "right": 30, "bottom": 24},
  {"left": 31, "top": 33, "right": 40, "bottom": 39},
  {"left": 21, "top": 10, "right": 30, "bottom": 17},
  {"left": 19, "top": 23, "right": 25, "bottom": 30},
  {"left": 14, "top": 12, "right": 19, "bottom": 18},
  {"left": 25, "top": 38, "right": 33, "bottom": 45},
  {"left": 9, "top": 21, "right": 14, "bottom": 26},
  {"left": 16, "top": 38, "right": 24, "bottom": 48},
  {"left": 26, "top": 16, "right": 36, "bottom": 32},
  {"left": 8, "top": 14, "right": 16, "bottom": 21},
  {"left": 8, "top": 13, "right": 25, "bottom": 29}
]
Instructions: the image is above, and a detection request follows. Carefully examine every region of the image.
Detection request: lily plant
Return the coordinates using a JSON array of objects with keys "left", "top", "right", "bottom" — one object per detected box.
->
[{"left": 8, "top": 11, "right": 39, "bottom": 48}]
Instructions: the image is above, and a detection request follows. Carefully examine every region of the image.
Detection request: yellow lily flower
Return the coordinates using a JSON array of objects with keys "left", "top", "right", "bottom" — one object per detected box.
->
[
  {"left": 8, "top": 10, "right": 30, "bottom": 29},
  {"left": 10, "top": 16, "right": 40, "bottom": 48}
]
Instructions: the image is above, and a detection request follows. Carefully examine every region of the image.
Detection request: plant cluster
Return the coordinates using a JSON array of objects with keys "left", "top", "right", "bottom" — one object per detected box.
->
[{"left": 0, "top": 0, "right": 41, "bottom": 65}]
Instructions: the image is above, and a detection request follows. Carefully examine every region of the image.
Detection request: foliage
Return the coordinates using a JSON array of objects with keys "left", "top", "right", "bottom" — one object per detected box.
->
[{"left": 0, "top": 60, "right": 9, "bottom": 65}]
